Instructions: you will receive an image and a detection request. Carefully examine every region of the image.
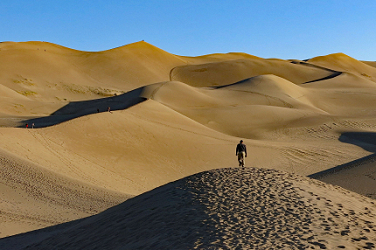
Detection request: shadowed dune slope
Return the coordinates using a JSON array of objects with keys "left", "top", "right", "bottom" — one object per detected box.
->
[
  {"left": 311, "top": 153, "right": 376, "bottom": 199},
  {"left": 310, "top": 131, "right": 376, "bottom": 199},
  {"left": 1, "top": 167, "right": 376, "bottom": 250}
]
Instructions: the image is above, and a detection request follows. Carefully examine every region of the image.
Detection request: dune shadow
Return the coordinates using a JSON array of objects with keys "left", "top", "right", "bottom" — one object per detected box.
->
[
  {"left": 309, "top": 132, "right": 376, "bottom": 178},
  {"left": 213, "top": 65, "right": 341, "bottom": 89},
  {"left": 21, "top": 87, "right": 147, "bottom": 128},
  {"left": 289, "top": 60, "right": 342, "bottom": 84},
  {"left": 339, "top": 132, "right": 376, "bottom": 153},
  {"left": 212, "top": 76, "right": 255, "bottom": 89},
  {"left": 302, "top": 71, "right": 342, "bottom": 84},
  {"left": 0, "top": 171, "right": 227, "bottom": 249},
  {"left": 308, "top": 153, "right": 376, "bottom": 179}
]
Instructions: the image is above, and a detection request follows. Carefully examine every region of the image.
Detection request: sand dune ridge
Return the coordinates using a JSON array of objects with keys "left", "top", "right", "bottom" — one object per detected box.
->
[
  {"left": 1, "top": 41, "right": 376, "bottom": 244},
  {"left": 1, "top": 168, "right": 376, "bottom": 249}
]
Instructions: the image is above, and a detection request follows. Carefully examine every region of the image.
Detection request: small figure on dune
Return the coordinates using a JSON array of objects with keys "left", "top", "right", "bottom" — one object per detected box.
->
[
  {"left": 97, "top": 108, "right": 100, "bottom": 113},
  {"left": 25, "top": 123, "right": 28, "bottom": 128},
  {"left": 31, "top": 123, "right": 35, "bottom": 129},
  {"left": 236, "top": 140, "right": 247, "bottom": 167},
  {"left": 108, "top": 106, "right": 112, "bottom": 113}
]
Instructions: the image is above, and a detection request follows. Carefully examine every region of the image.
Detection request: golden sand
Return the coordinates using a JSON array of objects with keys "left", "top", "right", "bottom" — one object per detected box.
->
[{"left": 1, "top": 41, "right": 376, "bottom": 248}]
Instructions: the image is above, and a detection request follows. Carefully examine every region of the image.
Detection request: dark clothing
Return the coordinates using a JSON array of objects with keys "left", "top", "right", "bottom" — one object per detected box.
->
[{"left": 236, "top": 143, "right": 247, "bottom": 155}]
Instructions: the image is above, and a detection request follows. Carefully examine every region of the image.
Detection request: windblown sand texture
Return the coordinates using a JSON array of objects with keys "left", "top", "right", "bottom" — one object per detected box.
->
[
  {"left": 1, "top": 41, "right": 376, "bottom": 248},
  {"left": 1, "top": 168, "right": 376, "bottom": 249}
]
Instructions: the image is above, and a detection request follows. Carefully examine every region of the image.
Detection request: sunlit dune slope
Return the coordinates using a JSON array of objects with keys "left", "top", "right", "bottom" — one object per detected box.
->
[
  {"left": 182, "top": 52, "right": 262, "bottom": 63},
  {"left": 0, "top": 148, "right": 129, "bottom": 238},
  {"left": 170, "top": 57, "right": 336, "bottom": 87},
  {"left": 2, "top": 168, "right": 376, "bottom": 250},
  {"left": 0, "top": 100, "right": 244, "bottom": 195},
  {"left": 362, "top": 60, "right": 376, "bottom": 68},
  {"left": 308, "top": 53, "right": 376, "bottom": 81},
  {"left": 0, "top": 41, "right": 187, "bottom": 115},
  {"left": 142, "top": 78, "right": 326, "bottom": 139},
  {"left": 2, "top": 41, "right": 376, "bottom": 240},
  {"left": 142, "top": 74, "right": 376, "bottom": 139}
]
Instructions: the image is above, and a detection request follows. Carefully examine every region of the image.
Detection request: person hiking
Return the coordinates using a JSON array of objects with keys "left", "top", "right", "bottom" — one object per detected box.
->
[{"left": 236, "top": 140, "right": 247, "bottom": 167}]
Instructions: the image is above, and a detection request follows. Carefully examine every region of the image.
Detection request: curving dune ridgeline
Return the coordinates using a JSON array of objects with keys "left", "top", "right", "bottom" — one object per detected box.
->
[{"left": 1, "top": 41, "right": 376, "bottom": 248}]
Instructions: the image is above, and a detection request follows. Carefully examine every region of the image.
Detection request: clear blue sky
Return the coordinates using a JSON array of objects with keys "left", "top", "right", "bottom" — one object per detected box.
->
[{"left": 1, "top": 1, "right": 375, "bottom": 60}]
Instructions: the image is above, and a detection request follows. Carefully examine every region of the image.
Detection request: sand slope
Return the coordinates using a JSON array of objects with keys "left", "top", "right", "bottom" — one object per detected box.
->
[
  {"left": 0, "top": 147, "right": 129, "bottom": 238},
  {"left": 1, "top": 41, "right": 376, "bottom": 240},
  {"left": 1, "top": 168, "right": 376, "bottom": 249},
  {"left": 311, "top": 151, "right": 376, "bottom": 199},
  {"left": 170, "top": 57, "right": 336, "bottom": 87},
  {"left": 0, "top": 41, "right": 187, "bottom": 116},
  {"left": 362, "top": 61, "right": 376, "bottom": 68},
  {"left": 308, "top": 53, "right": 376, "bottom": 81},
  {"left": 142, "top": 75, "right": 376, "bottom": 140}
]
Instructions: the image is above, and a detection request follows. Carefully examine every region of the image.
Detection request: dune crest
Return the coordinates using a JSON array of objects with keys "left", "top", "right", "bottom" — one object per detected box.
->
[
  {"left": 1, "top": 41, "right": 376, "bottom": 241},
  {"left": 308, "top": 53, "right": 376, "bottom": 81},
  {"left": 0, "top": 41, "right": 187, "bottom": 116},
  {"left": 1, "top": 168, "right": 375, "bottom": 249},
  {"left": 170, "top": 57, "right": 335, "bottom": 87}
]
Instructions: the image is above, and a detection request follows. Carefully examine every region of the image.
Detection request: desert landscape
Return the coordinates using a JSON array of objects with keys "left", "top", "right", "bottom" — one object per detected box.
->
[{"left": 1, "top": 41, "right": 376, "bottom": 249}]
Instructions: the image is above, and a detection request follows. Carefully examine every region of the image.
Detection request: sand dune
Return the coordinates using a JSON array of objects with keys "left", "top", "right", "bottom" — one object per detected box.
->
[
  {"left": 310, "top": 131, "right": 376, "bottom": 200},
  {"left": 0, "top": 41, "right": 187, "bottom": 116},
  {"left": 142, "top": 74, "right": 376, "bottom": 139},
  {"left": 311, "top": 154, "right": 376, "bottom": 199},
  {"left": 1, "top": 41, "right": 376, "bottom": 244},
  {"left": 308, "top": 53, "right": 376, "bottom": 81},
  {"left": 0, "top": 147, "right": 129, "bottom": 238},
  {"left": 1, "top": 168, "right": 376, "bottom": 249},
  {"left": 170, "top": 57, "right": 336, "bottom": 87},
  {"left": 142, "top": 78, "right": 327, "bottom": 139},
  {"left": 362, "top": 61, "right": 376, "bottom": 68}
]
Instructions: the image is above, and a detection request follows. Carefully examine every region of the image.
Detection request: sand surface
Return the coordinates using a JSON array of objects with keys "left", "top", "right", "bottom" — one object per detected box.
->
[
  {"left": 1, "top": 168, "right": 376, "bottom": 249},
  {"left": 1, "top": 41, "right": 376, "bottom": 247}
]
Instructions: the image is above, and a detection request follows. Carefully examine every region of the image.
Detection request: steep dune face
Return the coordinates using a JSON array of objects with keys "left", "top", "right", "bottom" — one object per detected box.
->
[{"left": 2, "top": 168, "right": 376, "bottom": 250}]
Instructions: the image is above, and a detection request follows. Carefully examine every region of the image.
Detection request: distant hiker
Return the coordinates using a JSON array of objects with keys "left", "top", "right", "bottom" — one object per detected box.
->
[
  {"left": 25, "top": 123, "right": 28, "bottom": 128},
  {"left": 107, "top": 107, "right": 111, "bottom": 113},
  {"left": 236, "top": 140, "right": 247, "bottom": 167},
  {"left": 31, "top": 123, "right": 35, "bottom": 129},
  {"left": 97, "top": 108, "right": 100, "bottom": 113}
]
